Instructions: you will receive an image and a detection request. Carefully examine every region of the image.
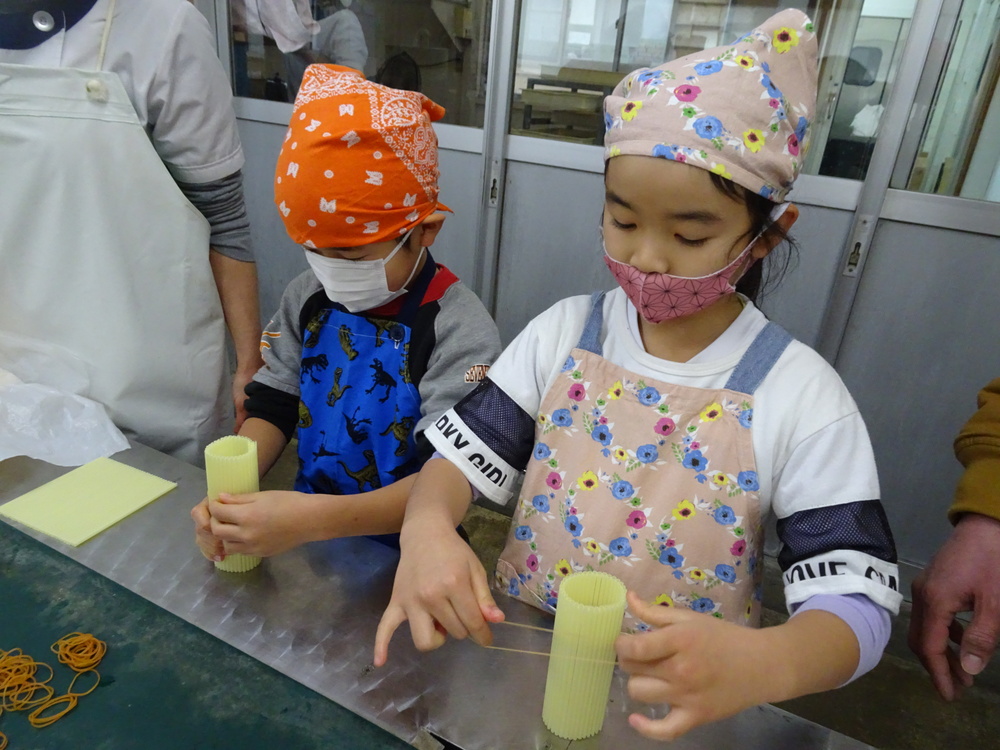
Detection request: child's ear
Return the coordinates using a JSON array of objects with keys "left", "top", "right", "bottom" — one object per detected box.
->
[
  {"left": 753, "top": 203, "right": 798, "bottom": 260},
  {"left": 416, "top": 212, "right": 447, "bottom": 248}
]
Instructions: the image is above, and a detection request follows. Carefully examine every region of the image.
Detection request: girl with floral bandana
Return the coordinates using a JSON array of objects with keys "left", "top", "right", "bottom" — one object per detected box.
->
[{"left": 375, "top": 10, "right": 901, "bottom": 740}]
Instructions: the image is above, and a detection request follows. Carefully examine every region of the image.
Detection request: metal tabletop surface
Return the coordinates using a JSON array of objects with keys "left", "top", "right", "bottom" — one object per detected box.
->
[{"left": 0, "top": 443, "right": 874, "bottom": 750}]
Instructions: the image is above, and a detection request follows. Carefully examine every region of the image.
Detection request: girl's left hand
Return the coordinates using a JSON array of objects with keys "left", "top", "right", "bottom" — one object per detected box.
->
[
  {"left": 615, "top": 589, "right": 767, "bottom": 741},
  {"left": 209, "top": 491, "right": 317, "bottom": 557}
]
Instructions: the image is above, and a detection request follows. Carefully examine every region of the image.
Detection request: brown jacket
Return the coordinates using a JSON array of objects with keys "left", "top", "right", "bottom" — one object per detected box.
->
[{"left": 949, "top": 378, "right": 1000, "bottom": 524}]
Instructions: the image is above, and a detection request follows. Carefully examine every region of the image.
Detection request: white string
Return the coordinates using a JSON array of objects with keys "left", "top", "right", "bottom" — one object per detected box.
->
[{"left": 97, "top": 0, "right": 119, "bottom": 71}]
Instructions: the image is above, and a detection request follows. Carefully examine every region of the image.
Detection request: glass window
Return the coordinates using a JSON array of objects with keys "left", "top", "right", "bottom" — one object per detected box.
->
[
  {"left": 229, "top": 0, "right": 492, "bottom": 129},
  {"left": 896, "top": 0, "right": 1000, "bottom": 201},
  {"left": 509, "top": 0, "right": 914, "bottom": 183}
]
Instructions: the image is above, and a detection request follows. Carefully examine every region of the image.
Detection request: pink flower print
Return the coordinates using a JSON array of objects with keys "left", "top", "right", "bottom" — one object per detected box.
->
[
  {"left": 570, "top": 506, "right": 578, "bottom": 515},
  {"left": 689, "top": 441, "right": 701, "bottom": 451},
  {"left": 665, "top": 538, "right": 676, "bottom": 547},
  {"left": 599, "top": 416, "right": 608, "bottom": 425},
  {"left": 673, "top": 84, "right": 701, "bottom": 102},
  {"left": 654, "top": 417, "right": 676, "bottom": 437},
  {"left": 769, "top": 98, "right": 780, "bottom": 109},
  {"left": 568, "top": 383, "right": 586, "bottom": 401},
  {"left": 787, "top": 132, "right": 800, "bottom": 156},
  {"left": 673, "top": 153, "right": 687, "bottom": 162},
  {"left": 526, "top": 553, "right": 539, "bottom": 572},
  {"left": 731, "top": 539, "right": 746, "bottom": 556},
  {"left": 546, "top": 472, "right": 562, "bottom": 490},
  {"left": 627, "top": 510, "right": 647, "bottom": 529}
]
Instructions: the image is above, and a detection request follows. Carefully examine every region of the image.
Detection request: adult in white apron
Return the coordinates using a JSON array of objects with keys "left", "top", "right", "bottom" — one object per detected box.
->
[{"left": 0, "top": 0, "right": 228, "bottom": 464}]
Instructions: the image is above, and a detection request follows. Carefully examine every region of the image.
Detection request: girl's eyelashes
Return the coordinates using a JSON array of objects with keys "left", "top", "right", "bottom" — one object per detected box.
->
[
  {"left": 609, "top": 216, "right": 635, "bottom": 230},
  {"left": 676, "top": 235, "right": 708, "bottom": 247}
]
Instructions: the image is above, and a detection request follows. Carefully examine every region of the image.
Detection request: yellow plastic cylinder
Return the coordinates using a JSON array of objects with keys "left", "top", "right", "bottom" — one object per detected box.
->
[
  {"left": 541, "top": 571, "right": 627, "bottom": 740},
  {"left": 204, "top": 435, "right": 262, "bottom": 573}
]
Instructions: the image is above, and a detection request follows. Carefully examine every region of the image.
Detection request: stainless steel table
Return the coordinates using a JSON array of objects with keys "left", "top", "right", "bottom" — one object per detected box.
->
[{"left": 0, "top": 443, "right": 875, "bottom": 750}]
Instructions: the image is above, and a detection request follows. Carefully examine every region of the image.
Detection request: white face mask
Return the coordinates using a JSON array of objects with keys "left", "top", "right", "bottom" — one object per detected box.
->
[{"left": 304, "top": 229, "right": 423, "bottom": 313}]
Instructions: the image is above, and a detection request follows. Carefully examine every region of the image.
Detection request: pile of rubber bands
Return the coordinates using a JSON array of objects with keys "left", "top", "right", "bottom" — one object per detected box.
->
[{"left": 0, "top": 632, "right": 106, "bottom": 747}]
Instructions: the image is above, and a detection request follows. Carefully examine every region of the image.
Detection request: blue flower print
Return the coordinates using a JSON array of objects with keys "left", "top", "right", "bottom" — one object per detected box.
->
[
  {"left": 715, "top": 564, "right": 737, "bottom": 583},
  {"left": 795, "top": 116, "right": 808, "bottom": 142},
  {"left": 611, "top": 480, "right": 635, "bottom": 500},
  {"left": 761, "top": 61, "right": 770, "bottom": 73},
  {"left": 761, "top": 73, "right": 782, "bottom": 100},
  {"left": 591, "top": 425, "right": 613, "bottom": 446},
  {"left": 682, "top": 450, "right": 707, "bottom": 471},
  {"left": 691, "top": 597, "right": 715, "bottom": 613},
  {"left": 531, "top": 495, "right": 550, "bottom": 513},
  {"left": 748, "top": 554, "right": 758, "bottom": 575},
  {"left": 508, "top": 578, "right": 520, "bottom": 596},
  {"left": 714, "top": 505, "right": 736, "bottom": 525},
  {"left": 561, "top": 355, "right": 576, "bottom": 373},
  {"left": 737, "top": 471, "right": 760, "bottom": 491},
  {"left": 738, "top": 409, "right": 753, "bottom": 428},
  {"left": 565, "top": 515, "right": 583, "bottom": 537},
  {"left": 694, "top": 60, "right": 723, "bottom": 75},
  {"left": 604, "top": 111, "right": 613, "bottom": 132},
  {"left": 533, "top": 442, "right": 551, "bottom": 460},
  {"left": 759, "top": 185, "right": 776, "bottom": 200},
  {"left": 636, "top": 444, "right": 659, "bottom": 463},
  {"left": 659, "top": 548, "right": 685, "bottom": 568},
  {"left": 637, "top": 386, "right": 661, "bottom": 405},
  {"left": 693, "top": 116, "right": 723, "bottom": 139},
  {"left": 652, "top": 143, "right": 682, "bottom": 161},
  {"left": 636, "top": 69, "right": 660, "bottom": 85},
  {"left": 515, "top": 525, "right": 533, "bottom": 541},
  {"left": 609, "top": 537, "right": 632, "bottom": 557},
  {"left": 546, "top": 596, "right": 559, "bottom": 608},
  {"left": 552, "top": 409, "right": 573, "bottom": 427}
]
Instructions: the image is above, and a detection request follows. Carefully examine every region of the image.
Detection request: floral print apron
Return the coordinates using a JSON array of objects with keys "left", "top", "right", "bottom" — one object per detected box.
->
[{"left": 495, "top": 293, "right": 791, "bottom": 630}]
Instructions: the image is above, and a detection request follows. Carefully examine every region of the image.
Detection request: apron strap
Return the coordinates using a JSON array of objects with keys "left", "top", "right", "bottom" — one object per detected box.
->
[
  {"left": 724, "top": 321, "right": 793, "bottom": 394},
  {"left": 97, "top": 0, "right": 117, "bottom": 70},
  {"left": 576, "top": 291, "right": 606, "bottom": 355}
]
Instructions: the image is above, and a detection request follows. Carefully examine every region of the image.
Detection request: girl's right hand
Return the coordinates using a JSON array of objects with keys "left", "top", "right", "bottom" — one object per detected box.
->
[{"left": 373, "top": 520, "right": 505, "bottom": 666}]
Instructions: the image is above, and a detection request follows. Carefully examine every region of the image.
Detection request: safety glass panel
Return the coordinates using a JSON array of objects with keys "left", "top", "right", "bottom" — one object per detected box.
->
[
  {"left": 229, "top": 0, "right": 491, "bottom": 129},
  {"left": 897, "top": 0, "right": 1000, "bottom": 201},
  {"left": 509, "top": 0, "right": 913, "bottom": 185}
]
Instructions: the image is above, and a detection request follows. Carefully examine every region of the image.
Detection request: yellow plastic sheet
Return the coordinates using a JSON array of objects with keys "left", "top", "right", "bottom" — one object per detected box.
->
[
  {"left": 204, "top": 435, "right": 262, "bottom": 573},
  {"left": 0, "top": 457, "right": 176, "bottom": 546},
  {"left": 542, "top": 571, "right": 627, "bottom": 740}
]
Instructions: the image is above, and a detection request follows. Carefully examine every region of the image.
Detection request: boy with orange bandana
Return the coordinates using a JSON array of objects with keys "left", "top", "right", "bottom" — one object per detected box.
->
[{"left": 191, "top": 65, "right": 501, "bottom": 559}]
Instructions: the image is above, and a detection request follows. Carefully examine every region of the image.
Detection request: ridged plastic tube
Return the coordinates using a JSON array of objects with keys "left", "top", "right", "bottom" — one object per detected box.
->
[
  {"left": 204, "top": 435, "right": 262, "bottom": 573},
  {"left": 542, "top": 571, "right": 627, "bottom": 740}
]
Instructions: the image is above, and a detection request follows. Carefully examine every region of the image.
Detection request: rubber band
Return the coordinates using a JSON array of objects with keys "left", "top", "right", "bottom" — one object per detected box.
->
[
  {"left": 0, "top": 632, "right": 106, "bottom": 732},
  {"left": 28, "top": 694, "right": 77, "bottom": 728},
  {"left": 51, "top": 633, "right": 107, "bottom": 672}
]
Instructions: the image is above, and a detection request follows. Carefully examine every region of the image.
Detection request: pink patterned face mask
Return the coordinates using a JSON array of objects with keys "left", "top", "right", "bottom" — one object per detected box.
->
[{"left": 603, "top": 203, "right": 787, "bottom": 323}]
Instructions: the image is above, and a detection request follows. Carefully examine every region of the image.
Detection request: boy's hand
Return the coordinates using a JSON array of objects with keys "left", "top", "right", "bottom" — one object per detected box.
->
[
  {"left": 615, "top": 590, "right": 765, "bottom": 741},
  {"left": 373, "top": 520, "right": 505, "bottom": 667},
  {"left": 191, "top": 498, "right": 226, "bottom": 561},
  {"left": 208, "top": 491, "right": 318, "bottom": 558}
]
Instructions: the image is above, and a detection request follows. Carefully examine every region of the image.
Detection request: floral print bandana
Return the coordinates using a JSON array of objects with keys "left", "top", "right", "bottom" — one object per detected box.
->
[
  {"left": 274, "top": 65, "right": 450, "bottom": 248},
  {"left": 603, "top": 9, "right": 817, "bottom": 202}
]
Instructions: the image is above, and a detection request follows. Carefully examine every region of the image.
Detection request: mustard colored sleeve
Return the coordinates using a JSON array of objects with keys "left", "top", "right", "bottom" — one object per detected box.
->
[{"left": 949, "top": 378, "right": 1000, "bottom": 524}]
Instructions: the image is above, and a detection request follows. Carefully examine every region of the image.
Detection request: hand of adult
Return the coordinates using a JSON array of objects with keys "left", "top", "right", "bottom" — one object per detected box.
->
[{"left": 909, "top": 513, "right": 1000, "bottom": 700}]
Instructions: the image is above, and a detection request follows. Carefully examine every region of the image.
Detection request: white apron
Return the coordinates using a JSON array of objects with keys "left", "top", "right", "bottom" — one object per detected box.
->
[{"left": 0, "top": 5, "right": 228, "bottom": 464}]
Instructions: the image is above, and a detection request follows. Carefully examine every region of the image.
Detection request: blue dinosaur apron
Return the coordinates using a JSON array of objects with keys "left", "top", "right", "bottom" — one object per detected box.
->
[
  {"left": 496, "top": 292, "right": 792, "bottom": 629},
  {"left": 294, "top": 254, "right": 436, "bottom": 497}
]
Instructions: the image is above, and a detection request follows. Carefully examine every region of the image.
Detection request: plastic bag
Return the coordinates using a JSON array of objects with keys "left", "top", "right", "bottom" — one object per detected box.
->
[{"left": 0, "top": 333, "right": 128, "bottom": 466}]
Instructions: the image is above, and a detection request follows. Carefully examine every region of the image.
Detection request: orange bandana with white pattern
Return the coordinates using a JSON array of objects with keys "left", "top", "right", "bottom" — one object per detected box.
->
[{"left": 274, "top": 65, "right": 448, "bottom": 248}]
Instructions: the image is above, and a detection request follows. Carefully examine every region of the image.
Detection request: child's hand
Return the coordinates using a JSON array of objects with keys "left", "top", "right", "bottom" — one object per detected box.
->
[
  {"left": 208, "top": 490, "right": 318, "bottom": 558},
  {"left": 190, "top": 497, "right": 226, "bottom": 561},
  {"left": 615, "top": 590, "right": 766, "bottom": 741},
  {"left": 373, "top": 520, "right": 505, "bottom": 667}
]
